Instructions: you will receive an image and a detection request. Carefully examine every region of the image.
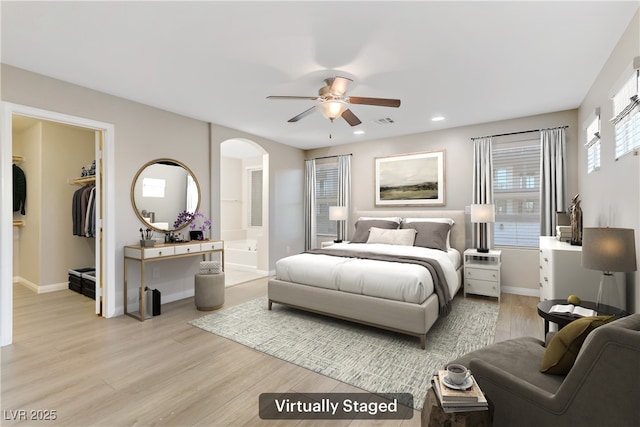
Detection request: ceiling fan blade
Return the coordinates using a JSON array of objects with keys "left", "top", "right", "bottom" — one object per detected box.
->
[
  {"left": 267, "top": 95, "right": 318, "bottom": 100},
  {"left": 341, "top": 109, "right": 362, "bottom": 127},
  {"left": 348, "top": 97, "right": 401, "bottom": 108},
  {"left": 328, "top": 76, "right": 353, "bottom": 96},
  {"left": 288, "top": 105, "right": 317, "bottom": 123}
]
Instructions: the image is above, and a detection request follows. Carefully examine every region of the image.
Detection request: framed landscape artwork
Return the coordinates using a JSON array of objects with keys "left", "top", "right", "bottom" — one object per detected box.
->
[{"left": 375, "top": 150, "right": 445, "bottom": 206}]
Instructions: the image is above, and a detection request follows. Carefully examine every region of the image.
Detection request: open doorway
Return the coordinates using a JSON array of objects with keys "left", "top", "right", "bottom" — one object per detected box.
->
[
  {"left": 220, "top": 138, "right": 269, "bottom": 286},
  {"left": 1, "top": 103, "right": 115, "bottom": 346}
]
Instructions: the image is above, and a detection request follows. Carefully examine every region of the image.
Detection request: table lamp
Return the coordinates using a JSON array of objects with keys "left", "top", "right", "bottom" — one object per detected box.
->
[
  {"left": 582, "top": 227, "right": 636, "bottom": 314},
  {"left": 471, "top": 204, "right": 495, "bottom": 253},
  {"left": 329, "top": 206, "right": 348, "bottom": 243}
]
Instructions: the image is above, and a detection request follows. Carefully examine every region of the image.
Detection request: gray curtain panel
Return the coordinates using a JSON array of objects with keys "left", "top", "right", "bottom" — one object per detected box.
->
[
  {"left": 540, "top": 128, "right": 567, "bottom": 236},
  {"left": 304, "top": 159, "right": 317, "bottom": 251},
  {"left": 337, "top": 155, "right": 351, "bottom": 241},
  {"left": 472, "top": 137, "right": 494, "bottom": 249}
]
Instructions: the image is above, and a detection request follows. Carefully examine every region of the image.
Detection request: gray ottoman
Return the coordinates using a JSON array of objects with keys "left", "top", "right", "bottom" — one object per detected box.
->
[{"left": 194, "top": 273, "right": 225, "bottom": 311}]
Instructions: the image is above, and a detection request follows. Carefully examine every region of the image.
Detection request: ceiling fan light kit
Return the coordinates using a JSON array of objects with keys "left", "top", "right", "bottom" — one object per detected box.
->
[
  {"left": 320, "top": 100, "right": 348, "bottom": 121},
  {"left": 267, "top": 76, "right": 401, "bottom": 127}
]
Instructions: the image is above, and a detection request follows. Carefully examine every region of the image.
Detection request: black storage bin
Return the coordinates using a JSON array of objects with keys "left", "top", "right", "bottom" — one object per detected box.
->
[
  {"left": 81, "top": 271, "right": 96, "bottom": 300},
  {"left": 68, "top": 267, "right": 94, "bottom": 293},
  {"left": 152, "top": 289, "right": 161, "bottom": 316}
]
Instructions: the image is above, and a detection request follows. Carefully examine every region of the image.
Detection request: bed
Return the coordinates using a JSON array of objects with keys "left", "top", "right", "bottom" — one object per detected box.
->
[{"left": 268, "top": 210, "right": 466, "bottom": 349}]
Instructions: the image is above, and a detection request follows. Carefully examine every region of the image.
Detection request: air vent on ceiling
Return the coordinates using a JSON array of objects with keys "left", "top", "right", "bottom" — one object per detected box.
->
[{"left": 374, "top": 117, "right": 395, "bottom": 125}]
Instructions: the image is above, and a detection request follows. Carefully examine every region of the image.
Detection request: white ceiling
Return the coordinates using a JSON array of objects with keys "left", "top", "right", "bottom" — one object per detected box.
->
[{"left": 2, "top": 1, "right": 638, "bottom": 150}]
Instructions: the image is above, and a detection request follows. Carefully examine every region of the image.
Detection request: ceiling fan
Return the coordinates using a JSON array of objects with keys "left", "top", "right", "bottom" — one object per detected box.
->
[{"left": 267, "top": 76, "right": 401, "bottom": 127}]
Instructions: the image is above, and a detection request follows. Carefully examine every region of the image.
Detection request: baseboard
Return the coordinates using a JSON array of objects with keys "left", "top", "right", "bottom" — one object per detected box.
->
[
  {"left": 162, "top": 288, "right": 194, "bottom": 304},
  {"left": 15, "top": 278, "right": 68, "bottom": 294},
  {"left": 501, "top": 286, "right": 540, "bottom": 298}
]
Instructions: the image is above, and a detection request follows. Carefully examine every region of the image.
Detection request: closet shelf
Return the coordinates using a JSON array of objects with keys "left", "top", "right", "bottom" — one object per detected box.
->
[
  {"left": 13, "top": 220, "right": 24, "bottom": 227},
  {"left": 71, "top": 176, "right": 96, "bottom": 185}
]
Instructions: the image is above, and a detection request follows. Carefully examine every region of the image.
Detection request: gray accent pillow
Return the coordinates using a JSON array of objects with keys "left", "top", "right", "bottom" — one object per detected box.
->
[
  {"left": 351, "top": 220, "right": 399, "bottom": 243},
  {"left": 401, "top": 221, "right": 451, "bottom": 251}
]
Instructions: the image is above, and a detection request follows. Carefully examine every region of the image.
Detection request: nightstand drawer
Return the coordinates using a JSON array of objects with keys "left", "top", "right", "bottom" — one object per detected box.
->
[
  {"left": 466, "top": 267, "right": 498, "bottom": 282},
  {"left": 466, "top": 278, "right": 499, "bottom": 297}
]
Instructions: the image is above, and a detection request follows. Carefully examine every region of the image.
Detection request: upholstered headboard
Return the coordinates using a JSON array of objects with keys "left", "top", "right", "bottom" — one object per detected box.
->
[{"left": 352, "top": 209, "right": 467, "bottom": 255}]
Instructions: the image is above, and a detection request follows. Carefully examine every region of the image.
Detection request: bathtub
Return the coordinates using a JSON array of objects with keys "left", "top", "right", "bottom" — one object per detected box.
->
[{"left": 224, "top": 239, "right": 258, "bottom": 269}]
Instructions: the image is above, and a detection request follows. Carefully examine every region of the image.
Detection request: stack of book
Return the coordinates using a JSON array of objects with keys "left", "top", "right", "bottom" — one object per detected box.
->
[
  {"left": 556, "top": 225, "right": 571, "bottom": 242},
  {"left": 432, "top": 370, "right": 488, "bottom": 413}
]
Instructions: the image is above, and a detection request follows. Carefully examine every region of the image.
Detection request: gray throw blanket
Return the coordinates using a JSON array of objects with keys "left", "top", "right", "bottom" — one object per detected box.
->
[{"left": 306, "top": 248, "right": 452, "bottom": 316}]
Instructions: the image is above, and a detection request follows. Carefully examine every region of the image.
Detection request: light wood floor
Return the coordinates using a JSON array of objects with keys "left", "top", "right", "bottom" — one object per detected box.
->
[{"left": 1, "top": 280, "right": 541, "bottom": 426}]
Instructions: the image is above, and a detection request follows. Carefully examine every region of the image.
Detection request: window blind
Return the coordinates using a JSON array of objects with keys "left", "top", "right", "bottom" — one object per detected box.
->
[
  {"left": 315, "top": 160, "right": 338, "bottom": 236},
  {"left": 585, "top": 114, "right": 601, "bottom": 173},
  {"left": 612, "top": 70, "right": 640, "bottom": 159},
  {"left": 493, "top": 139, "right": 541, "bottom": 248}
]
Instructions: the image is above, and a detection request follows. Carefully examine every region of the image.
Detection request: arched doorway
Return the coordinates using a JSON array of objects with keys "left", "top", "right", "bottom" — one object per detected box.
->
[{"left": 220, "top": 139, "right": 269, "bottom": 286}]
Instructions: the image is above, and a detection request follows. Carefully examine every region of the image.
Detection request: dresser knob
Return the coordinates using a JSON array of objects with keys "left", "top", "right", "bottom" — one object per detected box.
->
[{"left": 159, "top": 251, "right": 162, "bottom": 256}]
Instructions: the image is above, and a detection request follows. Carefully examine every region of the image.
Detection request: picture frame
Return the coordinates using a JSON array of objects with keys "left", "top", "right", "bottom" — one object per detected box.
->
[{"left": 375, "top": 150, "right": 445, "bottom": 206}]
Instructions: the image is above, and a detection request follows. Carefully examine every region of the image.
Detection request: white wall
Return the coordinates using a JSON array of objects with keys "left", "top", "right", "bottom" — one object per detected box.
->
[
  {"left": 1, "top": 64, "right": 305, "bottom": 315},
  {"left": 578, "top": 10, "right": 640, "bottom": 313},
  {"left": 306, "top": 109, "right": 579, "bottom": 294},
  {"left": 220, "top": 156, "right": 244, "bottom": 240}
]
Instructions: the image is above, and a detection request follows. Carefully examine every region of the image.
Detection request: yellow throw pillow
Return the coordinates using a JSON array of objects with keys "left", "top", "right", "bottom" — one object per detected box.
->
[{"left": 540, "top": 315, "right": 614, "bottom": 375}]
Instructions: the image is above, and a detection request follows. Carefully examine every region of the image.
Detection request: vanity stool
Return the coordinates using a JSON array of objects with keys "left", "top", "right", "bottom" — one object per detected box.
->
[{"left": 194, "top": 273, "right": 225, "bottom": 311}]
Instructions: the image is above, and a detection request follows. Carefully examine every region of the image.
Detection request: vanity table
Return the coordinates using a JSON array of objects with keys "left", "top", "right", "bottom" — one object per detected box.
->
[{"left": 124, "top": 240, "right": 224, "bottom": 321}]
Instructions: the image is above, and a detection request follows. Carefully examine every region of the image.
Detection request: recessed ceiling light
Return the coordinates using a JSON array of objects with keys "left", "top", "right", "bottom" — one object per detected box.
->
[
  {"left": 353, "top": 130, "right": 365, "bottom": 135},
  {"left": 431, "top": 116, "right": 445, "bottom": 122}
]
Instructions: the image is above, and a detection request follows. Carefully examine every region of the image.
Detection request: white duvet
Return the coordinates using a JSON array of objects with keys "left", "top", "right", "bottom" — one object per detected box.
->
[{"left": 275, "top": 243, "right": 461, "bottom": 304}]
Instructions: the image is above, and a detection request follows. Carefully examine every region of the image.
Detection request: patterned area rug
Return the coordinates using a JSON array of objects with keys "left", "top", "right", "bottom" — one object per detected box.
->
[{"left": 189, "top": 296, "right": 499, "bottom": 411}]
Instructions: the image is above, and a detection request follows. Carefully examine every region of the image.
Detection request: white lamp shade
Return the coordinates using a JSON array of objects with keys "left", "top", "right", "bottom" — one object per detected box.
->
[
  {"left": 582, "top": 227, "right": 637, "bottom": 272},
  {"left": 470, "top": 204, "right": 495, "bottom": 223},
  {"left": 329, "top": 206, "right": 348, "bottom": 221}
]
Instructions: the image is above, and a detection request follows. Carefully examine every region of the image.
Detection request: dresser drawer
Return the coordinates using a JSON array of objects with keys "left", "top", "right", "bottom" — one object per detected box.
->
[
  {"left": 143, "top": 246, "right": 175, "bottom": 259},
  {"left": 175, "top": 243, "right": 201, "bottom": 255},
  {"left": 465, "top": 267, "right": 498, "bottom": 282},
  {"left": 201, "top": 240, "right": 223, "bottom": 251},
  {"left": 466, "top": 278, "right": 500, "bottom": 298}
]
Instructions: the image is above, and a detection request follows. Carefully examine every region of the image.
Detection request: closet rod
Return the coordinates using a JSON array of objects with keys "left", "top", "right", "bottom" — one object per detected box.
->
[
  {"left": 309, "top": 153, "right": 353, "bottom": 161},
  {"left": 471, "top": 125, "right": 569, "bottom": 141}
]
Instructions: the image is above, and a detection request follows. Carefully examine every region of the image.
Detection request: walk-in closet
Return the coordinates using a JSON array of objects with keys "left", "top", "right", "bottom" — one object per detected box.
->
[{"left": 12, "top": 115, "right": 97, "bottom": 307}]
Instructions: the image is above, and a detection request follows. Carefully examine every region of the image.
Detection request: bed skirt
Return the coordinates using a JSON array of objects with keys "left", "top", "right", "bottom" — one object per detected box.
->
[{"left": 268, "top": 278, "right": 440, "bottom": 349}]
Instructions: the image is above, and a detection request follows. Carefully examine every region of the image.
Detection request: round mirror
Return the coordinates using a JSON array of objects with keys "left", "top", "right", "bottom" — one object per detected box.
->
[{"left": 131, "top": 158, "right": 200, "bottom": 232}]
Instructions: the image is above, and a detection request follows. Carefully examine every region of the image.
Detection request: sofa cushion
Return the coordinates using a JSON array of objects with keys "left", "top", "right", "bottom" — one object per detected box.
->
[
  {"left": 540, "top": 315, "right": 614, "bottom": 375},
  {"left": 451, "top": 336, "right": 564, "bottom": 394}
]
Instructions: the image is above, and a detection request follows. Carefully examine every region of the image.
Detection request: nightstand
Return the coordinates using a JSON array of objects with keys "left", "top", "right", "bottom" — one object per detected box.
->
[{"left": 464, "top": 249, "right": 501, "bottom": 302}]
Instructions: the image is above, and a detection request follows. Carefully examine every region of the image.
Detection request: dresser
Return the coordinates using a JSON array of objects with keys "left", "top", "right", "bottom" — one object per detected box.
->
[
  {"left": 539, "top": 236, "right": 626, "bottom": 307},
  {"left": 464, "top": 249, "right": 501, "bottom": 301},
  {"left": 124, "top": 240, "right": 224, "bottom": 321}
]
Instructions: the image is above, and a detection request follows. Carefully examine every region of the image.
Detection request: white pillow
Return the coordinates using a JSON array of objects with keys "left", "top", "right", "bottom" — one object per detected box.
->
[
  {"left": 402, "top": 217, "right": 455, "bottom": 225},
  {"left": 358, "top": 216, "right": 402, "bottom": 224},
  {"left": 367, "top": 227, "right": 417, "bottom": 246},
  {"left": 402, "top": 217, "right": 455, "bottom": 248}
]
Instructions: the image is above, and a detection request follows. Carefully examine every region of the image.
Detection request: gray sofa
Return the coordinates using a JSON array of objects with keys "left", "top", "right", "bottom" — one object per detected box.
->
[{"left": 445, "top": 314, "right": 640, "bottom": 427}]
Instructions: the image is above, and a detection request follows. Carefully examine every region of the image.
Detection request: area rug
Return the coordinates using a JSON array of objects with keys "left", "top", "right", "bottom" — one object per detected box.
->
[{"left": 189, "top": 296, "right": 499, "bottom": 410}]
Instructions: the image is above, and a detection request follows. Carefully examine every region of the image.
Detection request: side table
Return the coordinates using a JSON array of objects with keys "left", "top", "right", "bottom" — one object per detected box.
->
[
  {"left": 421, "top": 388, "right": 491, "bottom": 427},
  {"left": 537, "top": 299, "right": 628, "bottom": 336}
]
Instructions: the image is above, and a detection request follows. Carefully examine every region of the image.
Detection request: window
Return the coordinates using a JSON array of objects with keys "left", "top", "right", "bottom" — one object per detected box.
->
[
  {"left": 142, "top": 177, "right": 165, "bottom": 198},
  {"left": 247, "top": 168, "right": 262, "bottom": 227},
  {"left": 315, "top": 158, "right": 338, "bottom": 236},
  {"left": 493, "top": 138, "right": 541, "bottom": 248},
  {"left": 585, "top": 112, "right": 601, "bottom": 173},
  {"left": 612, "top": 69, "right": 640, "bottom": 159}
]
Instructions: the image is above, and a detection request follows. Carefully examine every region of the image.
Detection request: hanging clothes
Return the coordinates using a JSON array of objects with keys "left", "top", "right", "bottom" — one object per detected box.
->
[
  {"left": 72, "top": 184, "right": 95, "bottom": 237},
  {"left": 13, "top": 164, "right": 27, "bottom": 215}
]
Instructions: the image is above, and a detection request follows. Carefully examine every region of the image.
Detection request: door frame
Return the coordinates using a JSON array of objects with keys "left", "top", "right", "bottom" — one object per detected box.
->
[{"left": 1, "top": 102, "right": 116, "bottom": 346}]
